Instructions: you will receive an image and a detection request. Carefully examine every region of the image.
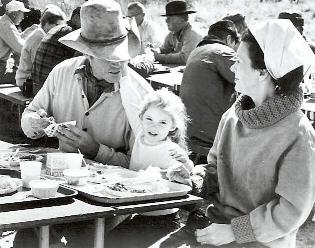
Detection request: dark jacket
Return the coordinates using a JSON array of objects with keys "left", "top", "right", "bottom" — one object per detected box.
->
[{"left": 180, "top": 35, "right": 236, "bottom": 156}]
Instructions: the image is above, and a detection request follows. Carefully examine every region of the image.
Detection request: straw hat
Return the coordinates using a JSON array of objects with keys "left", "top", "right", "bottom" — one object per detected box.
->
[{"left": 59, "top": 0, "right": 140, "bottom": 62}]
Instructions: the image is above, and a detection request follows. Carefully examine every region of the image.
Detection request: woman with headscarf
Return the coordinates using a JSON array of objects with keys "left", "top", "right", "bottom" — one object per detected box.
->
[
  {"left": 161, "top": 19, "right": 315, "bottom": 248},
  {"left": 191, "top": 19, "right": 315, "bottom": 248}
]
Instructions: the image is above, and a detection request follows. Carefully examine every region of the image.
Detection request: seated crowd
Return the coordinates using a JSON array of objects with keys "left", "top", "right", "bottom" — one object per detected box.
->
[{"left": 0, "top": 0, "right": 314, "bottom": 248}]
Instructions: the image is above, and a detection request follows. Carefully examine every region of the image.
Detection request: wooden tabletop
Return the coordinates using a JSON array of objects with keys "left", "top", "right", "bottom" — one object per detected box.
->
[
  {"left": 0, "top": 198, "right": 114, "bottom": 231},
  {"left": 302, "top": 97, "right": 315, "bottom": 112}
]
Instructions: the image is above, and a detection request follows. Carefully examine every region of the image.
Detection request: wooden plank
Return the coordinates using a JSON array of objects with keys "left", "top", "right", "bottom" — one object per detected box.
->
[
  {"left": 0, "top": 199, "right": 115, "bottom": 231},
  {"left": 39, "top": 225, "right": 49, "bottom": 248},
  {"left": 0, "top": 84, "right": 31, "bottom": 106},
  {"left": 94, "top": 218, "right": 105, "bottom": 248}
]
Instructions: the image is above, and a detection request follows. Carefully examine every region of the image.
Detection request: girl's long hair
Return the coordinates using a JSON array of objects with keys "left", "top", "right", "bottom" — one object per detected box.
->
[{"left": 138, "top": 88, "right": 190, "bottom": 153}]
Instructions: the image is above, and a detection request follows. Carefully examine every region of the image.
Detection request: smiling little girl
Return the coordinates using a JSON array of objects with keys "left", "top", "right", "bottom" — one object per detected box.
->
[{"left": 130, "top": 88, "right": 193, "bottom": 183}]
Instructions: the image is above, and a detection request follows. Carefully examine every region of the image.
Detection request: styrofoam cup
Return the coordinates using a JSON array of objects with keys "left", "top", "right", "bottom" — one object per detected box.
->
[{"left": 20, "top": 161, "right": 42, "bottom": 188}]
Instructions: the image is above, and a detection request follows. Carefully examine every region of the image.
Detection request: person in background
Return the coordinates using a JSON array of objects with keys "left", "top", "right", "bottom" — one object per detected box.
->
[
  {"left": 15, "top": 4, "right": 66, "bottom": 89},
  {"left": 151, "top": 0, "right": 202, "bottom": 65},
  {"left": 31, "top": 6, "right": 81, "bottom": 94},
  {"left": 0, "top": 0, "right": 36, "bottom": 80},
  {"left": 17, "top": 0, "right": 152, "bottom": 247},
  {"left": 278, "top": 9, "right": 315, "bottom": 53},
  {"left": 222, "top": 10, "right": 247, "bottom": 36},
  {"left": 127, "top": 2, "right": 162, "bottom": 54},
  {"left": 19, "top": 7, "right": 41, "bottom": 31},
  {"left": 180, "top": 20, "right": 239, "bottom": 165}
]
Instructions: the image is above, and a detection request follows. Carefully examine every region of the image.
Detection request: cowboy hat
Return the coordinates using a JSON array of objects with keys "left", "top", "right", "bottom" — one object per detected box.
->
[
  {"left": 59, "top": 0, "right": 140, "bottom": 62},
  {"left": 161, "top": 1, "right": 196, "bottom": 16}
]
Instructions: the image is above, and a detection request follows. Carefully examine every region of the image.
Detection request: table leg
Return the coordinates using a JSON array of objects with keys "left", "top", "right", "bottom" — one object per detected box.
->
[
  {"left": 94, "top": 218, "right": 105, "bottom": 248},
  {"left": 39, "top": 225, "right": 49, "bottom": 248}
]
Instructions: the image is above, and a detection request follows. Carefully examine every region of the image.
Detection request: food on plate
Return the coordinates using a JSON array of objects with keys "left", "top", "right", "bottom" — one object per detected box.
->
[
  {"left": 29, "top": 179, "right": 59, "bottom": 198},
  {"left": 0, "top": 175, "right": 22, "bottom": 195},
  {"left": 108, "top": 183, "right": 147, "bottom": 193},
  {"left": 0, "top": 153, "right": 43, "bottom": 167}
]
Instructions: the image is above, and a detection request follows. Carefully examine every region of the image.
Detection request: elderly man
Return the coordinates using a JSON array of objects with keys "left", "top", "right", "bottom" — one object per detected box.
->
[
  {"left": 152, "top": 0, "right": 202, "bottom": 65},
  {"left": 0, "top": 0, "right": 35, "bottom": 79},
  {"left": 15, "top": 4, "right": 66, "bottom": 89},
  {"left": 21, "top": 0, "right": 152, "bottom": 167},
  {"left": 16, "top": 0, "right": 152, "bottom": 247},
  {"left": 180, "top": 20, "right": 239, "bottom": 164},
  {"left": 31, "top": 7, "right": 81, "bottom": 94},
  {"left": 127, "top": 2, "right": 162, "bottom": 54}
]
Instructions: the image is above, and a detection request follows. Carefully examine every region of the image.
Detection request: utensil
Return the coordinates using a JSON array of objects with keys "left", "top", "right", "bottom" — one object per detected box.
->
[{"left": 78, "top": 149, "right": 88, "bottom": 168}]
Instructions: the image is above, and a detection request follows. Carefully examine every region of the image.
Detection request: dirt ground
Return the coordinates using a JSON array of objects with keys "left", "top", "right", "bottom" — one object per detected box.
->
[{"left": 0, "top": 99, "right": 314, "bottom": 247}]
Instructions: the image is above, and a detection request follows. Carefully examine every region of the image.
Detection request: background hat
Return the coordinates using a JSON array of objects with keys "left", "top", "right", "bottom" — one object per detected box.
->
[
  {"left": 208, "top": 20, "right": 238, "bottom": 38},
  {"left": 278, "top": 9, "right": 304, "bottom": 27},
  {"left": 6, "top": 1, "right": 30, "bottom": 12},
  {"left": 222, "top": 10, "right": 245, "bottom": 24},
  {"left": 249, "top": 19, "right": 315, "bottom": 79},
  {"left": 59, "top": 0, "right": 140, "bottom": 62},
  {"left": 161, "top": 1, "right": 196, "bottom": 16}
]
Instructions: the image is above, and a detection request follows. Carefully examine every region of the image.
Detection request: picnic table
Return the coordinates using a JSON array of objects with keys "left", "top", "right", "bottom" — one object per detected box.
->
[
  {"left": 147, "top": 64, "right": 184, "bottom": 94},
  {"left": 0, "top": 141, "right": 203, "bottom": 248},
  {"left": 302, "top": 97, "right": 315, "bottom": 128},
  {"left": 0, "top": 84, "right": 32, "bottom": 123}
]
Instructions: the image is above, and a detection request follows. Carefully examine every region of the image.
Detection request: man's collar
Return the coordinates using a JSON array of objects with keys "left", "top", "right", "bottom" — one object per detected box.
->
[{"left": 174, "top": 22, "right": 191, "bottom": 40}]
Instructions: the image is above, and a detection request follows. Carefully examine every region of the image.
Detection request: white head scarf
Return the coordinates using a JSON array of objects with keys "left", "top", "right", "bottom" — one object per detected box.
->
[{"left": 249, "top": 19, "right": 315, "bottom": 80}]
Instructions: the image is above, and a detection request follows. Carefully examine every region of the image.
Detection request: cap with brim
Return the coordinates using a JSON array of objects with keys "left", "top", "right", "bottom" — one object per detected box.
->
[
  {"left": 58, "top": 0, "right": 140, "bottom": 62},
  {"left": 6, "top": 0, "right": 30, "bottom": 12},
  {"left": 161, "top": 1, "right": 196, "bottom": 16},
  {"left": 222, "top": 11, "right": 245, "bottom": 23},
  {"left": 249, "top": 19, "right": 315, "bottom": 80},
  {"left": 278, "top": 11, "right": 304, "bottom": 27}
]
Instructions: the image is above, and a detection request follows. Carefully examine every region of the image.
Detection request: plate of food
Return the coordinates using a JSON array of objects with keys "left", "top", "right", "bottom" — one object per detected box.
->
[
  {"left": 0, "top": 152, "right": 43, "bottom": 167},
  {"left": 0, "top": 175, "right": 22, "bottom": 195}
]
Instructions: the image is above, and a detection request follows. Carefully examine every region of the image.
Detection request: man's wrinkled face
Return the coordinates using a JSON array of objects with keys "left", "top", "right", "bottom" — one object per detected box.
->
[{"left": 87, "top": 55, "right": 128, "bottom": 84}]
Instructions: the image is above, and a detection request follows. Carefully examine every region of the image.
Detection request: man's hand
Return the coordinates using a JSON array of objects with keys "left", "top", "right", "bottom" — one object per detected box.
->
[
  {"left": 55, "top": 125, "right": 99, "bottom": 159},
  {"left": 28, "top": 109, "right": 51, "bottom": 137},
  {"left": 195, "top": 224, "right": 235, "bottom": 246}
]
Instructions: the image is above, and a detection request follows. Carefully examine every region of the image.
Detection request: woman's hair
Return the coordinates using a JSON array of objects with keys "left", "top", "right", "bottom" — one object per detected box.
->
[
  {"left": 241, "top": 29, "right": 303, "bottom": 94},
  {"left": 138, "top": 88, "right": 190, "bottom": 152}
]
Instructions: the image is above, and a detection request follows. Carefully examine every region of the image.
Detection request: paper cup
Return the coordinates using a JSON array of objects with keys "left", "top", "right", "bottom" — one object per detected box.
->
[{"left": 20, "top": 161, "right": 42, "bottom": 188}]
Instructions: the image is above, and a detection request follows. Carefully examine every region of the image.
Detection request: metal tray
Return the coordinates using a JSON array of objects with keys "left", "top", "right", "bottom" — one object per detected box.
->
[
  {"left": 62, "top": 165, "right": 191, "bottom": 204},
  {"left": 76, "top": 180, "right": 192, "bottom": 204},
  {"left": 0, "top": 169, "right": 77, "bottom": 212}
]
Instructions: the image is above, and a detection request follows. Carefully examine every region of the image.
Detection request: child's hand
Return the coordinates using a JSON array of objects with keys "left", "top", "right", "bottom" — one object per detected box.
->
[
  {"left": 166, "top": 162, "right": 192, "bottom": 186},
  {"left": 169, "top": 147, "right": 194, "bottom": 171}
]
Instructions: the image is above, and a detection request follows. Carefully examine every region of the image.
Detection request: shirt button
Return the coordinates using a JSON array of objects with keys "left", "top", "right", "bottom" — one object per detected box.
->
[
  {"left": 82, "top": 128, "right": 87, "bottom": 132},
  {"left": 85, "top": 112, "right": 89, "bottom": 116},
  {"left": 82, "top": 95, "right": 85, "bottom": 98}
]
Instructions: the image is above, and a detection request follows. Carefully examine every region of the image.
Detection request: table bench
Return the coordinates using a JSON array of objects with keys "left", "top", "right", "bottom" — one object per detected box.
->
[{"left": 0, "top": 84, "right": 32, "bottom": 123}]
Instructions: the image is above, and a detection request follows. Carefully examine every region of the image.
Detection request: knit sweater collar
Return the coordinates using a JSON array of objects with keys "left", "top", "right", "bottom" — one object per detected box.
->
[{"left": 235, "top": 87, "right": 303, "bottom": 129}]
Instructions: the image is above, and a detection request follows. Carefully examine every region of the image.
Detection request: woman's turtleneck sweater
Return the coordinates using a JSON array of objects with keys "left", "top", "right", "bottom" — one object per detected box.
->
[{"left": 206, "top": 88, "right": 315, "bottom": 248}]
